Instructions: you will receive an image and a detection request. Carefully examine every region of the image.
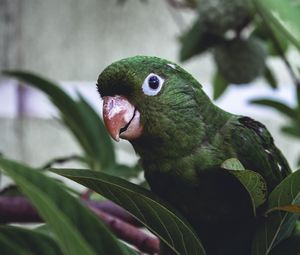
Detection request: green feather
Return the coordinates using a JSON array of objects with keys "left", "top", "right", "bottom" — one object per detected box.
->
[{"left": 97, "top": 56, "right": 291, "bottom": 255}]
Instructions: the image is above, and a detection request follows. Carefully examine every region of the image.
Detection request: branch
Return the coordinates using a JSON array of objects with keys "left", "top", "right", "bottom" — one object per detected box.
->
[
  {"left": 91, "top": 207, "right": 159, "bottom": 254},
  {"left": 0, "top": 196, "right": 158, "bottom": 254},
  {"left": 0, "top": 196, "right": 41, "bottom": 223},
  {"left": 84, "top": 200, "right": 142, "bottom": 227},
  {"left": 41, "top": 154, "right": 86, "bottom": 169}
]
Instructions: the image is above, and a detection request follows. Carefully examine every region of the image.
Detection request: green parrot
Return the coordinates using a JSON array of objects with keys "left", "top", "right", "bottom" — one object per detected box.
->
[{"left": 97, "top": 56, "right": 291, "bottom": 255}]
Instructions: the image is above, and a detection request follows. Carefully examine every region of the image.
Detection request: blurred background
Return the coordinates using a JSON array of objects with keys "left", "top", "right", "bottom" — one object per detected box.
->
[{"left": 1, "top": 0, "right": 300, "bottom": 178}]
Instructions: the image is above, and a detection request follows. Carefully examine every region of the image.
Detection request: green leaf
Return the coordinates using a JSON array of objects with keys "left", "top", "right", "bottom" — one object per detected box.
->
[
  {"left": 52, "top": 168, "right": 207, "bottom": 255},
  {"left": 106, "top": 163, "right": 143, "bottom": 179},
  {"left": 0, "top": 225, "right": 63, "bottom": 255},
  {"left": 252, "top": 0, "right": 300, "bottom": 51},
  {"left": 0, "top": 157, "right": 132, "bottom": 255},
  {"left": 251, "top": 21, "right": 289, "bottom": 57},
  {"left": 250, "top": 98, "right": 297, "bottom": 119},
  {"left": 251, "top": 169, "right": 300, "bottom": 255},
  {"left": 213, "top": 72, "right": 229, "bottom": 100},
  {"left": 221, "top": 158, "right": 245, "bottom": 171},
  {"left": 2, "top": 71, "right": 115, "bottom": 170},
  {"left": 263, "top": 66, "right": 278, "bottom": 89},
  {"left": 0, "top": 234, "right": 31, "bottom": 255},
  {"left": 179, "top": 19, "right": 222, "bottom": 62},
  {"left": 270, "top": 234, "right": 300, "bottom": 255},
  {"left": 76, "top": 94, "right": 115, "bottom": 170},
  {"left": 281, "top": 124, "right": 300, "bottom": 139},
  {"left": 221, "top": 158, "right": 267, "bottom": 212}
]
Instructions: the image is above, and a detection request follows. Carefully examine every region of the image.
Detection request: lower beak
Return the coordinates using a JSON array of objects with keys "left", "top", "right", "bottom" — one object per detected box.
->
[{"left": 102, "top": 95, "right": 143, "bottom": 141}]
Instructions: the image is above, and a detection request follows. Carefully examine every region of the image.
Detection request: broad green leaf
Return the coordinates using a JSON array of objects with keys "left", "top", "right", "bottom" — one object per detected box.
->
[
  {"left": 179, "top": 19, "right": 222, "bottom": 61},
  {"left": 251, "top": 169, "right": 300, "bottom": 255},
  {"left": 0, "top": 225, "right": 63, "bottom": 255},
  {"left": 213, "top": 72, "right": 229, "bottom": 100},
  {"left": 252, "top": 0, "right": 300, "bottom": 51},
  {"left": 0, "top": 157, "right": 133, "bottom": 255},
  {"left": 2, "top": 71, "right": 115, "bottom": 170},
  {"left": 263, "top": 67, "right": 278, "bottom": 89},
  {"left": 250, "top": 98, "right": 297, "bottom": 119},
  {"left": 52, "top": 168, "right": 207, "bottom": 255},
  {"left": 270, "top": 234, "right": 300, "bottom": 255},
  {"left": 221, "top": 158, "right": 267, "bottom": 211},
  {"left": 0, "top": 234, "right": 31, "bottom": 255}
]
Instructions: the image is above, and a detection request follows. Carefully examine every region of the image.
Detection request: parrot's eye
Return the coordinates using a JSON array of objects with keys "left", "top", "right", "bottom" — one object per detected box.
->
[{"left": 142, "top": 73, "right": 164, "bottom": 96}]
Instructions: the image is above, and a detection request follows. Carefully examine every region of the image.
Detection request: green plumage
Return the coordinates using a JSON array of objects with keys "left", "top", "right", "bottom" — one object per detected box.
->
[{"left": 97, "top": 56, "right": 291, "bottom": 254}]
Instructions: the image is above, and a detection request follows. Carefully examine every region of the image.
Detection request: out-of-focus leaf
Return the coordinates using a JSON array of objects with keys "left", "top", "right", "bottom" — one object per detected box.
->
[
  {"left": 250, "top": 98, "right": 297, "bottom": 119},
  {"left": 52, "top": 168, "right": 207, "bottom": 255},
  {"left": 106, "top": 163, "right": 143, "bottom": 179},
  {"left": 213, "top": 72, "right": 229, "bottom": 100},
  {"left": 221, "top": 158, "right": 267, "bottom": 212},
  {"left": 2, "top": 71, "right": 115, "bottom": 171},
  {"left": 295, "top": 220, "right": 300, "bottom": 235},
  {"left": 179, "top": 19, "right": 222, "bottom": 61},
  {"left": 77, "top": 94, "right": 115, "bottom": 170},
  {"left": 0, "top": 157, "right": 133, "bottom": 255},
  {"left": 252, "top": 21, "right": 289, "bottom": 57},
  {"left": 270, "top": 234, "right": 300, "bottom": 255},
  {"left": 297, "top": 87, "right": 300, "bottom": 107},
  {"left": 263, "top": 66, "right": 278, "bottom": 89},
  {"left": 251, "top": 169, "right": 300, "bottom": 255},
  {"left": 281, "top": 125, "right": 300, "bottom": 138},
  {"left": 252, "top": 0, "right": 300, "bottom": 51},
  {"left": 0, "top": 225, "right": 63, "bottom": 255}
]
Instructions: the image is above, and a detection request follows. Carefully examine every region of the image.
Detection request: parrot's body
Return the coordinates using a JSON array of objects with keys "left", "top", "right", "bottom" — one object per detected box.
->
[{"left": 97, "top": 56, "right": 290, "bottom": 254}]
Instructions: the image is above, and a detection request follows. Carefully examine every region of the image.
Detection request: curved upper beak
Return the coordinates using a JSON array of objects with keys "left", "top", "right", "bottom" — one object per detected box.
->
[{"left": 102, "top": 95, "right": 143, "bottom": 141}]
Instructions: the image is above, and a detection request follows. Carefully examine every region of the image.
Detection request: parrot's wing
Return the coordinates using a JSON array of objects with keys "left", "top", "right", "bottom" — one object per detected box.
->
[{"left": 228, "top": 116, "right": 291, "bottom": 191}]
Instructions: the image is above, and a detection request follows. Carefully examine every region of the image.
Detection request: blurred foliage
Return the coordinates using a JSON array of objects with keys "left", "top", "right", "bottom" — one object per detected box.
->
[
  {"left": 2, "top": 71, "right": 142, "bottom": 180},
  {"left": 163, "top": 0, "right": 300, "bottom": 165}
]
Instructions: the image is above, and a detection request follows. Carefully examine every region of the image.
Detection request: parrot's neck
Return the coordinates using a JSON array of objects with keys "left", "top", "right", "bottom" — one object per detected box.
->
[{"left": 131, "top": 96, "right": 231, "bottom": 172}]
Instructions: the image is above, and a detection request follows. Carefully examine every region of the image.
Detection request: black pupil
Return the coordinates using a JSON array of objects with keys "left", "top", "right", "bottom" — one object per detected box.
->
[{"left": 148, "top": 76, "right": 160, "bottom": 90}]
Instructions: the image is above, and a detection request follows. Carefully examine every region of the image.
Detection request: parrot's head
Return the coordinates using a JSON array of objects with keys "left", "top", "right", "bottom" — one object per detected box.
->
[{"left": 97, "top": 56, "right": 209, "bottom": 160}]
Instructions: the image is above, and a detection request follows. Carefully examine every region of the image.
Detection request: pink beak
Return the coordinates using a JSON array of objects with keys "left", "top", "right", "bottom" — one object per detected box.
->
[{"left": 102, "top": 95, "right": 143, "bottom": 141}]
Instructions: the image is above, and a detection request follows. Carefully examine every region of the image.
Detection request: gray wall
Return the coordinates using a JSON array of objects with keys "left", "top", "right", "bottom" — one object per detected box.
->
[{"left": 1, "top": 0, "right": 200, "bottom": 80}]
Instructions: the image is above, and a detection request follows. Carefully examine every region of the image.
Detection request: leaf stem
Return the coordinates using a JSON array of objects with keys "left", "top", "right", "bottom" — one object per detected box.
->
[{"left": 258, "top": 6, "right": 300, "bottom": 104}]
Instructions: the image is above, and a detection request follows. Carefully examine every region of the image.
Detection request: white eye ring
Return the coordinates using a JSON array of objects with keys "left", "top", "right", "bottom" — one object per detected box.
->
[{"left": 142, "top": 73, "right": 164, "bottom": 96}]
